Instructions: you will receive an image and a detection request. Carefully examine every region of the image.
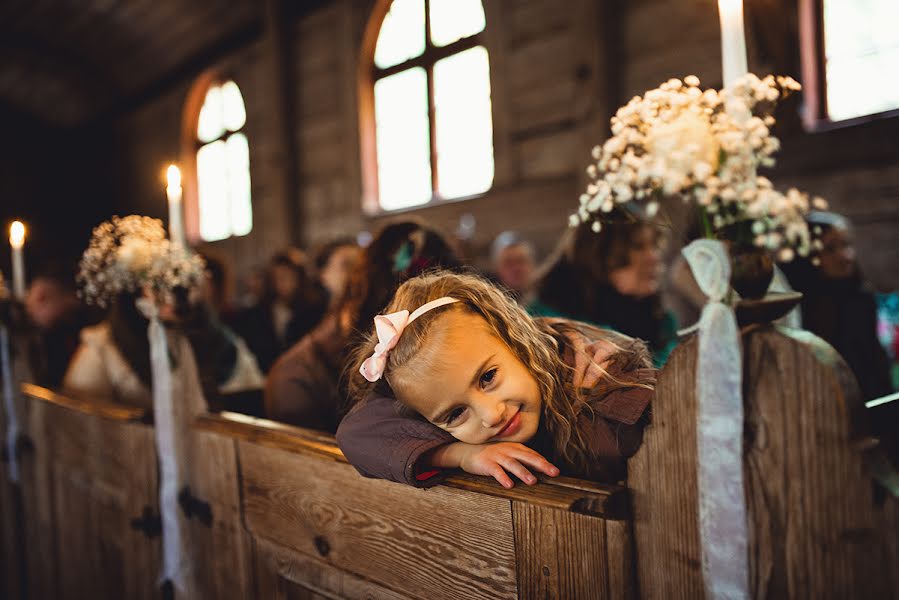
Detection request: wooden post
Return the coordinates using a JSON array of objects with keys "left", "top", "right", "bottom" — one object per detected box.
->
[
  {"left": 629, "top": 326, "right": 899, "bottom": 599},
  {"left": 264, "top": 0, "right": 302, "bottom": 247}
]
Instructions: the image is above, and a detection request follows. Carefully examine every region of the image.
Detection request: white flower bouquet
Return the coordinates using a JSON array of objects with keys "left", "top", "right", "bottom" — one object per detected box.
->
[
  {"left": 572, "top": 74, "right": 828, "bottom": 262},
  {"left": 77, "top": 215, "right": 205, "bottom": 307}
]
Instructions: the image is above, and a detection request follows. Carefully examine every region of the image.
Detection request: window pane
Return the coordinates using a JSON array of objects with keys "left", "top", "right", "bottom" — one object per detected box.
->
[
  {"left": 824, "top": 0, "right": 899, "bottom": 120},
  {"left": 225, "top": 133, "right": 253, "bottom": 237},
  {"left": 429, "top": 0, "right": 486, "bottom": 48},
  {"left": 197, "top": 85, "right": 225, "bottom": 143},
  {"left": 221, "top": 81, "right": 247, "bottom": 132},
  {"left": 197, "top": 140, "right": 231, "bottom": 242},
  {"left": 374, "top": 0, "right": 425, "bottom": 69},
  {"left": 433, "top": 46, "right": 494, "bottom": 199},
  {"left": 375, "top": 67, "right": 432, "bottom": 210}
]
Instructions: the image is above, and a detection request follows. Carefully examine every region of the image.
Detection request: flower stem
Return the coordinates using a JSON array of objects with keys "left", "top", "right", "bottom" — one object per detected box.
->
[{"left": 698, "top": 206, "right": 714, "bottom": 239}]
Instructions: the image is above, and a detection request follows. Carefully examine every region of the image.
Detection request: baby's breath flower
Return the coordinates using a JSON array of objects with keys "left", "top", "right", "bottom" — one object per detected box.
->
[{"left": 77, "top": 215, "right": 205, "bottom": 307}]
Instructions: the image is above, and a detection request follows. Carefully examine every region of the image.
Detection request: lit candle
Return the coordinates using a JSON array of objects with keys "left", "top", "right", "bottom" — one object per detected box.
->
[
  {"left": 718, "top": 0, "right": 748, "bottom": 88},
  {"left": 9, "top": 221, "right": 25, "bottom": 301},
  {"left": 166, "top": 164, "right": 186, "bottom": 247}
]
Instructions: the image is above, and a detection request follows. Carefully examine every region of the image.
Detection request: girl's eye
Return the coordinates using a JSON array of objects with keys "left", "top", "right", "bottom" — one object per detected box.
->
[
  {"left": 479, "top": 368, "right": 497, "bottom": 389},
  {"left": 446, "top": 406, "right": 467, "bottom": 425}
]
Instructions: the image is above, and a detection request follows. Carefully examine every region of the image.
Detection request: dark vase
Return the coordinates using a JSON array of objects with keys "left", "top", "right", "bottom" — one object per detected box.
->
[{"left": 729, "top": 244, "right": 773, "bottom": 300}]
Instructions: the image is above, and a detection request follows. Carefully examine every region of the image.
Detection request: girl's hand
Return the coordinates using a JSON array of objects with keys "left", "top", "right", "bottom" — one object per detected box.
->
[{"left": 430, "top": 442, "right": 560, "bottom": 489}]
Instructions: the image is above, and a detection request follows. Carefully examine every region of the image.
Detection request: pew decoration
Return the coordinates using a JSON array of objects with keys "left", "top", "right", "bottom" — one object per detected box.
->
[
  {"left": 77, "top": 215, "right": 205, "bottom": 592},
  {"left": 681, "top": 239, "right": 748, "bottom": 599},
  {"left": 76, "top": 215, "right": 204, "bottom": 308},
  {"left": 572, "top": 73, "right": 829, "bottom": 297},
  {"left": 573, "top": 75, "right": 835, "bottom": 600}
]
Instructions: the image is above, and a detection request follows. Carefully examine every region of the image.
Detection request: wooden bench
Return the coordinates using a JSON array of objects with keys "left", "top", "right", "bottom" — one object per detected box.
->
[{"left": 8, "top": 323, "right": 899, "bottom": 599}]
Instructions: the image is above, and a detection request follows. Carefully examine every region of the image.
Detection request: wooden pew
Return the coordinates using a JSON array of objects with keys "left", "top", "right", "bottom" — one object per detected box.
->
[
  {"left": 629, "top": 326, "right": 899, "bottom": 599},
  {"left": 18, "top": 384, "right": 161, "bottom": 600},
  {"left": 193, "top": 412, "right": 634, "bottom": 600},
  {"left": 13, "top": 323, "right": 897, "bottom": 599}
]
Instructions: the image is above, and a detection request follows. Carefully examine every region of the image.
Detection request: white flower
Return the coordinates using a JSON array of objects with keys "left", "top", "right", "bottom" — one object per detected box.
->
[{"left": 116, "top": 238, "right": 154, "bottom": 274}]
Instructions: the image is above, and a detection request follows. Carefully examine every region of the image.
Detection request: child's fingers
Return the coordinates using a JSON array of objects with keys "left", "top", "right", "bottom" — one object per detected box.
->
[
  {"left": 498, "top": 457, "right": 537, "bottom": 485},
  {"left": 510, "top": 448, "right": 560, "bottom": 477},
  {"left": 489, "top": 465, "right": 515, "bottom": 489}
]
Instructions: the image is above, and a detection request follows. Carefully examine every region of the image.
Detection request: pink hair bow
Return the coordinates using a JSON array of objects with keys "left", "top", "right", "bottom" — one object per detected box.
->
[{"left": 359, "top": 296, "right": 459, "bottom": 382}]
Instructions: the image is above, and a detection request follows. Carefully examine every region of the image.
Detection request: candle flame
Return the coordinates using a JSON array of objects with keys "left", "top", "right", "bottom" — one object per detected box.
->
[
  {"left": 167, "top": 164, "right": 182, "bottom": 189},
  {"left": 9, "top": 221, "right": 25, "bottom": 249}
]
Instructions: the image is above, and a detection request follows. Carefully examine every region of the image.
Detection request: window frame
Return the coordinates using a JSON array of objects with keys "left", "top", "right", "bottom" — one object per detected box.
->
[
  {"left": 181, "top": 71, "right": 253, "bottom": 244},
  {"left": 799, "top": 0, "right": 899, "bottom": 132},
  {"left": 359, "top": 0, "right": 493, "bottom": 215}
]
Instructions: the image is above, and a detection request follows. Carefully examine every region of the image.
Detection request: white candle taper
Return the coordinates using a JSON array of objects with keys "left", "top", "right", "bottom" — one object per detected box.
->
[
  {"left": 166, "top": 164, "right": 186, "bottom": 247},
  {"left": 9, "top": 221, "right": 25, "bottom": 301},
  {"left": 718, "top": 0, "right": 748, "bottom": 88}
]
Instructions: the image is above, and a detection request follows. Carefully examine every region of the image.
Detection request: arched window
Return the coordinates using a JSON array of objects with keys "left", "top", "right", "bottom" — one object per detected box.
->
[
  {"left": 801, "top": 0, "right": 899, "bottom": 124},
  {"left": 194, "top": 80, "right": 253, "bottom": 241},
  {"left": 361, "top": 0, "right": 494, "bottom": 212}
]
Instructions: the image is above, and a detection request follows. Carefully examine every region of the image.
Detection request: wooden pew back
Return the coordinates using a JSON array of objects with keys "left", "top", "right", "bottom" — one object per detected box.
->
[
  {"left": 19, "top": 384, "right": 160, "bottom": 600},
  {"left": 196, "top": 412, "right": 635, "bottom": 600},
  {"left": 629, "top": 326, "right": 899, "bottom": 599}
]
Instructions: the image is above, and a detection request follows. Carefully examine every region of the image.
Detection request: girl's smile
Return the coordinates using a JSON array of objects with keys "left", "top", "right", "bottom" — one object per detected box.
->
[{"left": 391, "top": 311, "right": 542, "bottom": 445}]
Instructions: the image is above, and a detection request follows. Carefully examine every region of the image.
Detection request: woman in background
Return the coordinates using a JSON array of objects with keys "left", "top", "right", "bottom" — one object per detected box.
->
[
  {"left": 232, "top": 252, "right": 327, "bottom": 373},
  {"left": 782, "top": 211, "right": 892, "bottom": 400},
  {"left": 530, "top": 215, "right": 676, "bottom": 366}
]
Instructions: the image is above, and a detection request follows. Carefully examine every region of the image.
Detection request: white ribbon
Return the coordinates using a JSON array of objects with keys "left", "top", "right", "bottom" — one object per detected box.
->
[
  {"left": 137, "top": 298, "right": 188, "bottom": 593},
  {"left": 682, "top": 240, "right": 748, "bottom": 600},
  {"left": 0, "top": 325, "right": 19, "bottom": 483}
]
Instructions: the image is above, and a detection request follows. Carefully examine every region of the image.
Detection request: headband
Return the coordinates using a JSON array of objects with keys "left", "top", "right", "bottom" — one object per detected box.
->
[{"left": 359, "top": 296, "right": 459, "bottom": 382}]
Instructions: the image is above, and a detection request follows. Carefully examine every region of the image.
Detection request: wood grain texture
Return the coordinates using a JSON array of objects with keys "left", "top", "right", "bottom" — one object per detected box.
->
[
  {"left": 630, "top": 327, "right": 899, "bottom": 599},
  {"left": 182, "top": 427, "right": 254, "bottom": 600},
  {"left": 239, "top": 440, "right": 518, "bottom": 600},
  {"left": 196, "top": 411, "right": 628, "bottom": 519},
  {"left": 16, "top": 394, "right": 162, "bottom": 600},
  {"left": 253, "top": 536, "right": 412, "bottom": 600},
  {"left": 512, "top": 502, "right": 610, "bottom": 600}
]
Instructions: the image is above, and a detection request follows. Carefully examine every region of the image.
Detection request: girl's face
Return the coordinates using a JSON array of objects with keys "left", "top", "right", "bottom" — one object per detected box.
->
[{"left": 393, "top": 311, "right": 542, "bottom": 445}]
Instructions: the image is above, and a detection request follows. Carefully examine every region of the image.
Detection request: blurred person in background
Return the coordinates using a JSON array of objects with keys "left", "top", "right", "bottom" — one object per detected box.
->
[
  {"left": 782, "top": 211, "right": 892, "bottom": 400},
  {"left": 232, "top": 252, "right": 328, "bottom": 373},
  {"left": 490, "top": 230, "right": 536, "bottom": 304},
  {"left": 24, "top": 262, "right": 99, "bottom": 387},
  {"left": 530, "top": 213, "right": 676, "bottom": 366},
  {"left": 314, "top": 238, "right": 362, "bottom": 310}
]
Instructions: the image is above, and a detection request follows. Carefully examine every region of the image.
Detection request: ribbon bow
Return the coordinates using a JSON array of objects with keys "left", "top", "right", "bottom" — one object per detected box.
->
[{"left": 359, "top": 297, "right": 459, "bottom": 382}]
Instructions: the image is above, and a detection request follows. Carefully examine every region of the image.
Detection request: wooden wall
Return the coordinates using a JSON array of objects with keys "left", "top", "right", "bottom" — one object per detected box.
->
[{"left": 108, "top": 0, "right": 899, "bottom": 292}]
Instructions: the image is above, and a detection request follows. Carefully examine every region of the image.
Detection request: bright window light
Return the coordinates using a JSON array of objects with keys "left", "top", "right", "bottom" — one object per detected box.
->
[
  {"left": 433, "top": 46, "right": 494, "bottom": 199},
  {"left": 824, "top": 0, "right": 899, "bottom": 120},
  {"left": 374, "top": 68, "right": 432, "bottom": 210},
  {"left": 429, "top": 0, "right": 486, "bottom": 47},
  {"left": 374, "top": 0, "right": 425, "bottom": 69},
  {"left": 196, "top": 80, "right": 253, "bottom": 241}
]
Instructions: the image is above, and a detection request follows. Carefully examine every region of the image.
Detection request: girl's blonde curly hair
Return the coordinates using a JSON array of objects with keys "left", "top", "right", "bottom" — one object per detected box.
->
[{"left": 347, "top": 270, "right": 652, "bottom": 476}]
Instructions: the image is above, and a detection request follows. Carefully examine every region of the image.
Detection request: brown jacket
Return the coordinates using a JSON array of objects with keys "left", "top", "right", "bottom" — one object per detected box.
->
[
  {"left": 336, "top": 319, "right": 655, "bottom": 487},
  {"left": 265, "top": 314, "right": 347, "bottom": 432}
]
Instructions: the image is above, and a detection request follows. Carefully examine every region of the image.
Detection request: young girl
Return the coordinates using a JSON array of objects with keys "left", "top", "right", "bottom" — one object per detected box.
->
[{"left": 337, "top": 271, "right": 655, "bottom": 488}]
